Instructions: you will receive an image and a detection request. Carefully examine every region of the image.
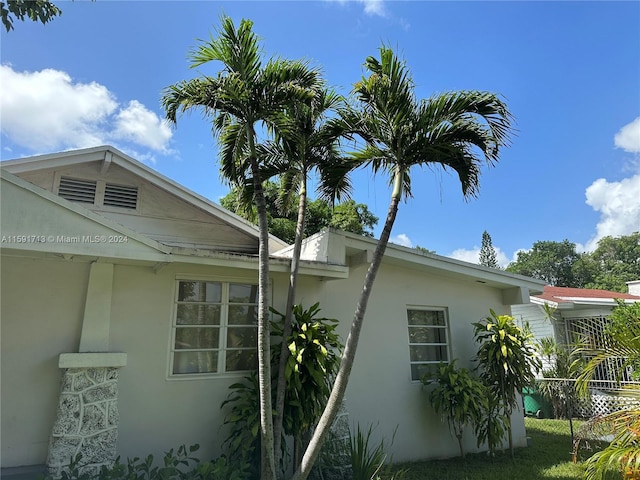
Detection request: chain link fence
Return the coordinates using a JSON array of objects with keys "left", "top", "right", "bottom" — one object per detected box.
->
[{"left": 523, "top": 378, "right": 640, "bottom": 461}]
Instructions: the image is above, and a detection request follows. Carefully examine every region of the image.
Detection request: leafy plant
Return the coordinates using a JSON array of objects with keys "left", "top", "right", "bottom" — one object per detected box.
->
[
  {"left": 350, "top": 424, "right": 406, "bottom": 480},
  {"left": 423, "top": 360, "right": 487, "bottom": 458},
  {"left": 473, "top": 310, "right": 541, "bottom": 457},
  {"left": 38, "top": 444, "right": 247, "bottom": 480},
  {"left": 573, "top": 301, "right": 640, "bottom": 480},
  {"left": 220, "top": 373, "right": 262, "bottom": 478},
  {"left": 271, "top": 302, "right": 343, "bottom": 468}
]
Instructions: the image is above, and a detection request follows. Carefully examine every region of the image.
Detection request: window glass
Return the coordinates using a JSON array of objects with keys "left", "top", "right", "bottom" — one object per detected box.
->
[
  {"left": 407, "top": 308, "right": 449, "bottom": 381},
  {"left": 172, "top": 280, "right": 257, "bottom": 376}
]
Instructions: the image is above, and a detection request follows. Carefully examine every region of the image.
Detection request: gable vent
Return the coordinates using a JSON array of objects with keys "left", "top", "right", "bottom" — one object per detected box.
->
[
  {"left": 104, "top": 183, "right": 138, "bottom": 209},
  {"left": 58, "top": 177, "right": 97, "bottom": 204}
]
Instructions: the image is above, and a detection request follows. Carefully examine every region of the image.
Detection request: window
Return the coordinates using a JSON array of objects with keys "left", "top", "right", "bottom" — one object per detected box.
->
[
  {"left": 407, "top": 308, "right": 449, "bottom": 381},
  {"left": 171, "top": 280, "right": 258, "bottom": 375}
]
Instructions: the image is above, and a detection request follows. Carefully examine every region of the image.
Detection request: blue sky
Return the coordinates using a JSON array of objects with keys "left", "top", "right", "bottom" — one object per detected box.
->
[{"left": 1, "top": 1, "right": 639, "bottom": 266}]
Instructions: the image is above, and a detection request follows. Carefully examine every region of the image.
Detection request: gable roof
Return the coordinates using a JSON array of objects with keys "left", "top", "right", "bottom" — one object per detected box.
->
[
  {"left": 0, "top": 145, "right": 289, "bottom": 252},
  {"left": 531, "top": 285, "right": 640, "bottom": 309}
]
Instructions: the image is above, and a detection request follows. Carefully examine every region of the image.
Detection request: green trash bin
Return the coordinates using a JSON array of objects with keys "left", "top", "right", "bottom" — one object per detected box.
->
[{"left": 522, "top": 386, "right": 553, "bottom": 419}]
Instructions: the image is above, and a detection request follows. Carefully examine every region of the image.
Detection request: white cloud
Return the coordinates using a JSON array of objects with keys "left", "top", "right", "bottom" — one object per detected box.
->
[
  {"left": 325, "top": 0, "right": 386, "bottom": 17},
  {"left": 0, "top": 65, "right": 173, "bottom": 155},
  {"left": 583, "top": 173, "right": 640, "bottom": 251},
  {"left": 113, "top": 100, "right": 173, "bottom": 154},
  {"left": 360, "top": 0, "right": 386, "bottom": 16},
  {"left": 448, "top": 246, "right": 511, "bottom": 268},
  {"left": 390, "top": 233, "right": 413, "bottom": 247},
  {"left": 615, "top": 117, "right": 640, "bottom": 153}
]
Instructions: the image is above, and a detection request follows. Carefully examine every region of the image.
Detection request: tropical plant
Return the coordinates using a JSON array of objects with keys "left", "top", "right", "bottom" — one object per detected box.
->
[
  {"left": 473, "top": 310, "right": 541, "bottom": 457},
  {"left": 537, "top": 336, "right": 583, "bottom": 419},
  {"left": 423, "top": 360, "right": 487, "bottom": 458},
  {"left": 162, "top": 16, "right": 318, "bottom": 479},
  {"left": 271, "top": 303, "right": 343, "bottom": 470},
  {"left": 221, "top": 373, "right": 262, "bottom": 478},
  {"left": 350, "top": 424, "right": 406, "bottom": 480},
  {"left": 38, "top": 444, "right": 247, "bottom": 480},
  {"left": 573, "top": 301, "right": 640, "bottom": 480},
  {"left": 293, "top": 46, "right": 514, "bottom": 480}
]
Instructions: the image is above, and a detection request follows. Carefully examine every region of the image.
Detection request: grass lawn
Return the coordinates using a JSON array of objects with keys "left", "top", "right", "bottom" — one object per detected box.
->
[{"left": 393, "top": 418, "right": 586, "bottom": 480}]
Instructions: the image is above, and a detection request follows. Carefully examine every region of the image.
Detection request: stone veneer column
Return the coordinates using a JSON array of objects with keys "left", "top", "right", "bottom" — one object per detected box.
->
[{"left": 47, "top": 353, "right": 126, "bottom": 477}]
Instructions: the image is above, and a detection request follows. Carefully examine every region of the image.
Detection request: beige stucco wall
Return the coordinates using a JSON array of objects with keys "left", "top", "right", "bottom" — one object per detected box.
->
[
  {"left": 1, "top": 255, "right": 88, "bottom": 466},
  {"left": 309, "top": 261, "right": 527, "bottom": 462},
  {"left": 1, "top": 251, "right": 526, "bottom": 467}
]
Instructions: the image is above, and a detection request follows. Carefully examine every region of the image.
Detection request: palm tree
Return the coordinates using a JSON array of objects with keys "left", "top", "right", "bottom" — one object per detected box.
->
[
  {"left": 293, "top": 46, "right": 514, "bottom": 480},
  {"left": 261, "top": 86, "right": 349, "bottom": 466},
  {"left": 574, "top": 301, "right": 640, "bottom": 480},
  {"left": 162, "top": 16, "right": 318, "bottom": 480}
]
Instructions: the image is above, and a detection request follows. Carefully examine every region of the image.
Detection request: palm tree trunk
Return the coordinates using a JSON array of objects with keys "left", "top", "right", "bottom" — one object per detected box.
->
[
  {"left": 248, "top": 128, "right": 277, "bottom": 480},
  {"left": 274, "top": 174, "right": 308, "bottom": 472},
  {"left": 292, "top": 168, "right": 404, "bottom": 480}
]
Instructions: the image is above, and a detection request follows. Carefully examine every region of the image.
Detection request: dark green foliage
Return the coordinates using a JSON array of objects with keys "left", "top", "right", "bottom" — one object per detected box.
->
[
  {"left": 473, "top": 310, "right": 541, "bottom": 456},
  {"left": 37, "top": 444, "right": 247, "bottom": 480},
  {"left": 220, "top": 182, "right": 378, "bottom": 244},
  {"left": 505, "top": 233, "right": 640, "bottom": 293},
  {"left": 423, "top": 361, "right": 488, "bottom": 458},
  {"left": 350, "top": 424, "right": 406, "bottom": 480},
  {"left": 220, "top": 373, "right": 262, "bottom": 477},
  {"left": 220, "top": 303, "right": 343, "bottom": 474},
  {"left": 537, "top": 337, "right": 583, "bottom": 419},
  {"left": 585, "top": 232, "right": 640, "bottom": 293},
  {"left": 506, "top": 239, "right": 586, "bottom": 287},
  {"left": 271, "top": 303, "right": 343, "bottom": 465},
  {"left": 479, "top": 231, "right": 499, "bottom": 268},
  {"left": 573, "top": 301, "right": 640, "bottom": 480},
  {"left": 1, "top": 0, "right": 61, "bottom": 31}
]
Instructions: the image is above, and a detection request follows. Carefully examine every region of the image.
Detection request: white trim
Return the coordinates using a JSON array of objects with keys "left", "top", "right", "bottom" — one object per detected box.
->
[{"left": 59, "top": 352, "right": 127, "bottom": 368}]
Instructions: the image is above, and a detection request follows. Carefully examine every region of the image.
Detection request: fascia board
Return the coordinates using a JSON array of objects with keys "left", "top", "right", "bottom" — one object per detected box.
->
[{"left": 340, "top": 229, "right": 546, "bottom": 292}]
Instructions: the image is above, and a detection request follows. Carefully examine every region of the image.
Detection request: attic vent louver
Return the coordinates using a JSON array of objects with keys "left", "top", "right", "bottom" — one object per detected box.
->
[
  {"left": 58, "top": 177, "right": 97, "bottom": 203},
  {"left": 104, "top": 183, "right": 138, "bottom": 209}
]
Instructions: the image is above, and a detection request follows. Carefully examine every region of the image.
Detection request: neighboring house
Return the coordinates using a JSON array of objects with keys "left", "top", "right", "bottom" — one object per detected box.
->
[
  {"left": 1, "top": 146, "right": 545, "bottom": 473},
  {"left": 512, "top": 285, "right": 640, "bottom": 380}
]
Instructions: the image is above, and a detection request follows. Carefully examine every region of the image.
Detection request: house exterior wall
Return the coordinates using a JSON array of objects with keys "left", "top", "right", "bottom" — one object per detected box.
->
[
  {"left": 0, "top": 255, "right": 89, "bottom": 466},
  {"left": 1, "top": 249, "right": 528, "bottom": 468},
  {"left": 309, "top": 262, "right": 526, "bottom": 463}
]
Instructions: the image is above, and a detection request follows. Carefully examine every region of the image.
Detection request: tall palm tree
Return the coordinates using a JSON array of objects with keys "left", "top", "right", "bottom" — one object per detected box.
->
[
  {"left": 293, "top": 46, "right": 514, "bottom": 480},
  {"left": 162, "top": 16, "right": 318, "bottom": 480},
  {"left": 260, "top": 86, "right": 349, "bottom": 467}
]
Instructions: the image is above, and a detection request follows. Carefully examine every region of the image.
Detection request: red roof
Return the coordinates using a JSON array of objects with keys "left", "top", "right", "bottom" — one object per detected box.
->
[{"left": 534, "top": 285, "right": 640, "bottom": 304}]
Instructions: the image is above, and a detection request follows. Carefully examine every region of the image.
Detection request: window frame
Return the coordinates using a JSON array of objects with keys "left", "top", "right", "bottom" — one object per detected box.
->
[
  {"left": 406, "top": 306, "right": 451, "bottom": 382},
  {"left": 168, "top": 276, "right": 260, "bottom": 379}
]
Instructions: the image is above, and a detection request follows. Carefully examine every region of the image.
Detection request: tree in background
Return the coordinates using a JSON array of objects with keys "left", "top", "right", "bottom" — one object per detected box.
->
[
  {"left": 220, "top": 183, "right": 377, "bottom": 244},
  {"left": 293, "top": 46, "right": 514, "bottom": 480},
  {"left": 506, "top": 233, "right": 639, "bottom": 293},
  {"left": 584, "top": 232, "right": 640, "bottom": 292},
  {"left": 1, "top": 0, "right": 61, "bottom": 31},
  {"left": 479, "top": 230, "right": 499, "bottom": 268},
  {"left": 506, "top": 239, "right": 586, "bottom": 287}
]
